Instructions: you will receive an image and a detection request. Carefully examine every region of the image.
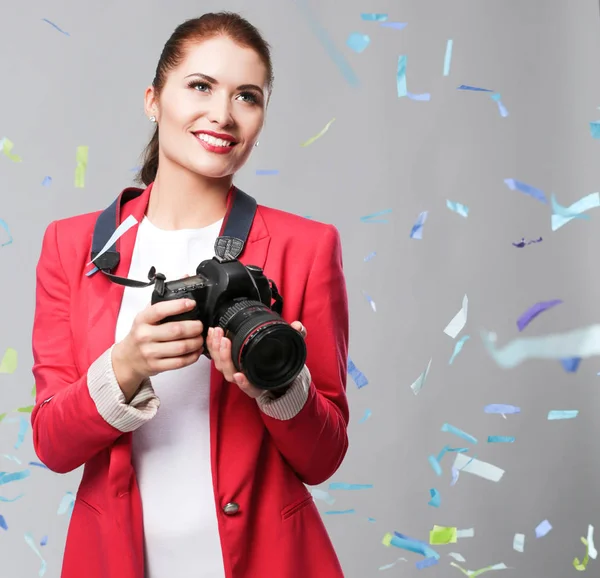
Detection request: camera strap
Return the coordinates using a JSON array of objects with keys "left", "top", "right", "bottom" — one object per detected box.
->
[{"left": 88, "top": 185, "right": 257, "bottom": 288}]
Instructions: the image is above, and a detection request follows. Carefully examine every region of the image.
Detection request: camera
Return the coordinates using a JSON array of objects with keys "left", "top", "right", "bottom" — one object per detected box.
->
[{"left": 151, "top": 256, "right": 307, "bottom": 391}]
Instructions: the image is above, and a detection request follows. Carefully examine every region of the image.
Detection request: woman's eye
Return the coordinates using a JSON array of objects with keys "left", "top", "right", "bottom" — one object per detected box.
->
[
  {"left": 237, "top": 92, "right": 259, "bottom": 104},
  {"left": 190, "top": 81, "right": 210, "bottom": 92}
]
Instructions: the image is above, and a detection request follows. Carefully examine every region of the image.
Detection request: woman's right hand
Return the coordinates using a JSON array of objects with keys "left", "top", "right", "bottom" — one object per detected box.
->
[{"left": 111, "top": 298, "right": 204, "bottom": 402}]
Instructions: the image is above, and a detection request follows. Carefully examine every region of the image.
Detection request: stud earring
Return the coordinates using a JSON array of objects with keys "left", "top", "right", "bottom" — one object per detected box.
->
[
  {"left": 149, "top": 116, "right": 156, "bottom": 123},
  {"left": 254, "top": 141, "right": 259, "bottom": 147}
]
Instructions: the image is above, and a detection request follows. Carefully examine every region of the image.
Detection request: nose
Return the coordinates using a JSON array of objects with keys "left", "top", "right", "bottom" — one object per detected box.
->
[{"left": 207, "top": 93, "right": 233, "bottom": 127}]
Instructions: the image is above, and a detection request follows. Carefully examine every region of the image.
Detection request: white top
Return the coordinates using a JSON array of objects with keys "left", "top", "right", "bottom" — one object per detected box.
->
[{"left": 114, "top": 215, "right": 226, "bottom": 578}]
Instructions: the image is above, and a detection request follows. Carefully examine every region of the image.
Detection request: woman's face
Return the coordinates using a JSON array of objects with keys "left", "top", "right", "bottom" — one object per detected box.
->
[{"left": 146, "top": 35, "right": 268, "bottom": 180}]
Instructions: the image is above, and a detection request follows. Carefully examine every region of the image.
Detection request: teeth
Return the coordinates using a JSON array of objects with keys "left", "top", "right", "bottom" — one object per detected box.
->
[{"left": 197, "top": 133, "right": 232, "bottom": 147}]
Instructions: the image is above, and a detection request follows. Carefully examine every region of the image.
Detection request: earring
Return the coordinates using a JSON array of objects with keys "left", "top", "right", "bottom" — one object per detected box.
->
[
  {"left": 149, "top": 116, "right": 156, "bottom": 123},
  {"left": 254, "top": 141, "right": 259, "bottom": 147}
]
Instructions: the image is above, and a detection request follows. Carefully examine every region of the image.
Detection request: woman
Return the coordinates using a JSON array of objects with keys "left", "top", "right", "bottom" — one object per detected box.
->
[{"left": 31, "top": 11, "right": 349, "bottom": 578}]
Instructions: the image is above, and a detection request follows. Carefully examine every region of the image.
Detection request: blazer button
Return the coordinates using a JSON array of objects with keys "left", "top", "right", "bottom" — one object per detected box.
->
[{"left": 223, "top": 502, "right": 240, "bottom": 515}]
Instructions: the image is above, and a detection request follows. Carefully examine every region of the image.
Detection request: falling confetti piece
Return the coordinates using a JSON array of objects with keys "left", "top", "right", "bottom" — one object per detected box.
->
[
  {"left": 551, "top": 193, "right": 591, "bottom": 220},
  {"left": 362, "top": 290, "right": 377, "bottom": 312},
  {"left": 328, "top": 483, "right": 373, "bottom": 490},
  {"left": 586, "top": 525, "right": 597, "bottom": 559},
  {"left": 347, "top": 33, "right": 370, "bottom": 53},
  {"left": 430, "top": 525, "right": 457, "bottom": 545},
  {"left": 14, "top": 416, "right": 28, "bottom": 450},
  {"left": 441, "top": 423, "right": 477, "bottom": 444},
  {"left": 358, "top": 409, "right": 372, "bottom": 423},
  {"left": 410, "top": 211, "right": 428, "bottom": 239},
  {"left": 397, "top": 56, "right": 431, "bottom": 101},
  {"left": 0, "top": 515, "right": 7, "bottom": 530},
  {"left": 410, "top": 358, "right": 432, "bottom": 395},
  {"left": 517, "top": 299, "right": 562, "bottom": 331},
  {"left": 301, "top": 118, "right": 335, "bottom": 147},
  {"left": 446, "top": 199, "right": 469, "bottom": 217},
  {"left": 378, "top": 557, "right": 407, "bottom": 571},
  {"left": 449, "top": 553, "right": 467, "bottom": 562},
  {"left": 535, "top": 519, "right": 552, "bottom": 538},
  {"left": 40, "top": 535, "right": 48, "bottom": 546},
  {"left": 573, "top": 536, "right": 590, "bottom": 571},
  {"left": 590, "top": 121, "right": 600, "bottom": 139},
  {"left": 443, "top": 40, "right": 453, "bottom": 76},
  {"left": 444, "top": 295, "right": 468, "bottom": 338},
  {"left": 0, "top": 219, "right": 12, "bottom": 247},
  {"left": 551, "top": 192, "right": 600, "bottom": 231},
  {"left": 57, "top": 492, "right": 75, "bottom": 515},
  {"left": 490, "top": 93, "right": 509, "bottom": 117},
  {"left": 416, "top": 557, "right": 438, "bottom": 569},
  {"left": 453, "top": 453, "right": 504, "bottom": 482},
  {"left": 310, "top": 488, "right": 336, "bottom": 505},
  {"left": 383, "top": 532, "right": 440, "bottom": 560},
  {"left": 457, "top": 85, "right": 493, "bottom": 92},
  {"left": 449, "top": 335, "right": 470, "bottom": 364},
  {"left": 0, "top": 348, "right": 17, "bottom": 374},
  {"left": 0, "top": 470, "right": 31, "bottom": 486},
  {"left": 41, "top": 18, "right": 70, "bottom": 36},
  {"left": 360, "top": 209, "right": 392, "bottom": 223},
  {"left": 504, "top": 178, "right": 548, "bottom": 203},
  {"left": 41, "top": 176, "right": 52, "bottom": 186},
  {"left": 487, "top": 436, "right": 515, "bottom": 443},
  {"left": 380, "top": 22, "right": 407, "bottom": 30},
  {"left": 513, "top": 533, "right": 525, "bottom": 552},
  {"left": 0, "top": 494, "right": 24, "bottom": 502},
  {"left": 547, "top": 410, "right": 579, "bottom": 420},
  {"left": 364, "top": 251, "right": 376, "bottom": 261},
  {"left": 428, "top": 488, "right": 440, "bottom": 508},
  {"left": 0, "top": 138, "right": 22, "bottom": 162},
  {"left": 512, "top": 237, "right": 542, "bottom": 247},
  {"left": 450, "top": 562, "right": 508, "bottom": 577},
  {"left": 560, "top": 357, "right": 581, "bottom": 372},
  {"left": 428, "top": 455, "right": 442, "bottom": 476},
  {"left": 324, "top": 509, "right": 356, "bottom": 515},
  {"left": 347, "top": 357, "right": 369, "bottom": 388},
  {"left": 24, "top": 532, "right": 47, "bottom": 576},
  {"left": 361, "top": 13, "right": 388, "bottom": 21},
  {"left": 74, "top": 145, "right": 88, "bottom": 188}
]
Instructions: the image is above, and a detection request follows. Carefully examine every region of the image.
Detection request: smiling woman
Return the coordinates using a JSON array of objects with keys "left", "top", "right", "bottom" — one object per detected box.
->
[{"left": 31, "top": 11, "right": 349, "bottom": 578}]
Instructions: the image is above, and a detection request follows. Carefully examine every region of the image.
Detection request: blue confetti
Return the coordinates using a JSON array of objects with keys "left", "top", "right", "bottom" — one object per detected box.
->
[
  {"left": 590, "top": 121, "right": 600, "bottom": 139},
  {"left": 358, "top": 409, "right": 372, "bottom": 423},
  {"left": 41, "top": 176, "right": 52, "bottom": 186},
  {"left": 348, "top": 358, "right": 369, "bottom": 388},
  {"left": 380, "top": 22, "right": 407, "bottom": 30},
  {"left": 441, "top": 423, "right": 477, "bottom": 444},
  {"left": 324, "top": 509, "right": 356, "bottom": 515},
  {"left": 446, "top": 199, "right": 469, "bottom": 217},
  {"left": 484, "top": 404, "right": 521, "bottom": 415},
  {"left": 547, "top": 410, "right": 579, "bottom": 420},
  {"left": 560, "top": 357, "right": 581, "bottom": 372},
  {"left": 361, "top": 13, "right": 387, "bottom": 21},
  {"left": 487, "top": 436, "right": 515, "bottom": 443},
  {"left": 0, "top": 514, "right": 7, "bottom": 530},
  {"left": 41, "top": 18, "right": 70, "bottom": 36},
  {"left": 428, "top": 455, "right": 442, "bottom": 476},
  {"left": 428, "top": 488, "right": 440, "bottom": 508},
  {"left": 449, "top": 335, "right": 470, "bottom": 364},
  {"left": 329, "top": 483, "right": 373, "bottom": 490},
  {"left": 410, "top": 211, "right": 428, "bottom": 239},
  {"left": 416, "top": 557, "right": 438, "bottom": 569},
  {"left": 443, "top": 40, "right": 453, "bottom": 76},
  {"left": 457, "top": 84, "right": 493, "bottom": 92},
  {"left": 0, "top": 470, "right": 31, "bottom": 486},
  {"left": 504, "top": 178, "right": 548, "bottom": 204},
  {"left": 40, "top": 535, "right": 48, "bottom": 546},
  {"left": 347, "top": 33, "right": 370, "bottom": 53},
  {"left": 14, "top": 416, "right": 28, "bottom": 450}
]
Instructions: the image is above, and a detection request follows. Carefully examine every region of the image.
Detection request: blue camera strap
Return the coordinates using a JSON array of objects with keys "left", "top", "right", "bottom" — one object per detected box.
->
[{"left": 89, "top": 185, "right": 257, "bottom": 287}]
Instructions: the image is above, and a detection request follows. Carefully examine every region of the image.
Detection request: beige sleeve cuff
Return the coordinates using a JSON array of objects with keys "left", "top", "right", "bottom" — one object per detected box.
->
[
  {"left": 87, "top": 345, "right": 160, "bottom": 432},
  {"left": 256, "top": 365, "right": 311, "bottom": 420}
]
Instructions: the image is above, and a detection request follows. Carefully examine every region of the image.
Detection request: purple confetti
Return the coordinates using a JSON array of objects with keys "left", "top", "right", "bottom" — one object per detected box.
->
[{"left": 517, "top": 299, "right": 563, "bottom": 331}]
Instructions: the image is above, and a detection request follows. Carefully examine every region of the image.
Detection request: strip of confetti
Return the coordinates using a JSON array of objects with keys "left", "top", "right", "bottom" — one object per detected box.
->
[
  {"left": 397, "top": 55, "right": 431, "bottom": 101},
  {"left": 512, "top": 237, "right": 542, "bottom": 248},
  {"left": 409, "top": 211, "right": 428, "bottom": 238},
  {"left": 504, "top": 178, "right": 547, "bottom": 203},
  {"left": 300, "top": 118, "right": 335, "bottom": 147},
  {"left": 347, "top": 357, "right": 369, "bottom": 388},
  {"left": 41, "top": 18, "right": 70, "bottom": 36},
  {"left": 547, "top": 410, "right": 579, "bottom": 420},
  {"left": 0, "top": 138, "right": 22, "bottom": 162},
  {"left": 443, "top": 40, "right": 453, "bottom": 76},
  {"left": 347, "top": 33, "right": 370, "bottom": 53},
  {"left": 516, "top": 299, "right": 562, "bottom": 331}
]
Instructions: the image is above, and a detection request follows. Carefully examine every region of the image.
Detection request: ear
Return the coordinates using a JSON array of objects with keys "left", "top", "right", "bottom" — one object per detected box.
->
[{"left": 144, "top": 86, "right": 159, "bottom": 119}]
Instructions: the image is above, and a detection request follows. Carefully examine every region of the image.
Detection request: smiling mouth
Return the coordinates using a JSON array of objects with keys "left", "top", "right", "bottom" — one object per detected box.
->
[{"left": 193, "top": 133, "right": 238, "bottom": 148}]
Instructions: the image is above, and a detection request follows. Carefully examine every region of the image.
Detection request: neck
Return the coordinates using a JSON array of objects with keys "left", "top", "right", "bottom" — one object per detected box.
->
[{"left": 146, "top": 164, "right": 232, "bottom": 230}]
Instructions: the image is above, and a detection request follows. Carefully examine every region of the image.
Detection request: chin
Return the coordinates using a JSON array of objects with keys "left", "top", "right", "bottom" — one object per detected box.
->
[{"left": 186, "top": 161, "right": 235, "bottom": 180}]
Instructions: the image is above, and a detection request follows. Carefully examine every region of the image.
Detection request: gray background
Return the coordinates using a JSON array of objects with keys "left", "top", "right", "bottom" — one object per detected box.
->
[{"left": 0, "top": 0, "right": 599, "bottom": 576}]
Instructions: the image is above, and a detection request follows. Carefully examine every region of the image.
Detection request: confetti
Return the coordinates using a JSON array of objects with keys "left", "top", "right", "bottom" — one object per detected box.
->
[
  {"left": 324, "top": 509, "right": 355, "bottom": 515},
  {"left": 0, "top": 470, "right": 31, "bottom": 486},
  {"left": 450, "top": 562, "right": 508, "bottom": 576},
  {"left": 360, "top": 209, "right": 392, "bottom": 223},
  {"left": 443, "top": 40, "right": 453, "bottom": 76},
  {"left": 347, "top": 358, "right": 369, "bottom": 388},
  {"left": 428, "top": 455, "right": 442, "bottom": 476},
  {"left": 516, "top": 299, "right": 562, "bottom": 331},
  {"left": 380, "top": 22, "right": 407, "bottom": 30},
  {"left": 446, "top": 199, "right": 469, "bottom": 217},
  {"left": 551, "top": 193, "right": 591, "bottom": 220},
  {"left": 456, "top": 528, "right": 474, "bottom": 539},
  {"left": 358, "top": 409, "right": 372, "bottom": 423},
  {"left": 441, "top": 423, "right": 477, "bottom": 444},
  {"left": 535, "top": 519, "right": 552, "bottom": 538},
  {"left": 40, "top": 535, "right": 48, "bottom": 546},
  {"left": 487, "top": 436, "right": 515, "bottom": 443},
  {"left": 410, "top": 357, "right": 432, "bottom": 395},
  {"left": 74, "top": 145, "right": 88, "bottom": 188},
  {"left": 362, "top": 290, "right": 377, "bottom": 312},
  {"left": 428, "top": 488, "right": 440, "bottom": 508},
  {"left": 590, "top": 121, "right": 600, "bottom": 139},
  {"left": 294, "top": 0, "right": 359, "bottom": 86},
  {"left": 503, "top": 178, "right": 548, "bottom": 204},
  {"left": 0, "top": 138, "right": 22, "bottom": 162},
  {"left": 300, "top": 118, "right": 335, "bottom": 147},
  {"left": 0, "top": 348, "right": 17, "bottom": 374},
  {"left": 449, "top": 335, "right": 470, "bottom": 364},
  {"left": 437, "top": 445, "right": 468, "bottom": 463},
  {"left": 255, "top": 169, "right": 279, "bottom": 176},
  {"left": 397, "top": 56, "right": 431, "bottom": 101},
  {"left": 449, "top": 553, "right": 466, "bottom": 562},
  {"left": 347, "top": 33, "right": 370, "bottom": 53},
  {"left": 416, "top": 557, "right": 438, "bottom": 569},
  {"left": 444, "top": 295, "right": 468, "bottom": 338},
  {"left": 430, "top": 525, "right": 457, "bottom": 545},
  {"left": 513, "top": 533, "right": 525, "bottom": 552},
  {"left": 361, "top": 13, "right": 388, "bottom": 21},
  {"left": 378, "top": 557, "right": 407, "bottom": 571},
  {"left": 57, "top": 492, "right": 75, "bottom": 516},
  {"left": 0, "top": 494, "right": 24, "bottom": 502},
  {"left": 481, "top": 324, "right": 600, "bottom": 369},
  {"left": 41, "top": 176, "right": 52, "bottom": 186},
  {"left": 364, "top": 251, "right": 377, "bottom": 261},
  {"left": 457, "top": 85, "right": 493, "bottom": 92},
  {"left": 490, "top": 93, "right": 509, "bottom": 117},
  {"left": 310, "top": 488, "right": 335, "bottom": 505},
  {"left": 573, "top": 536, "right": 590, "bottom": 571},
  {"left": 14, "top": 416, "right": 28, "bottom": 450},
  {"left": 24, "top": 532, "right": 47, "bottom": 576},
  {"left": 0, "top": 219, "right": 12, "bottom": 247},
  {"left": 0, "top": 514, "right": 6, "bottom": 530},
  {"left": 409, "top": 211, "right": 428, "bottom": 239},
  {"left": 560, "top": 357, "right": 581, "bottom": 372},
  {"left": 383, "top": 532, "right": 440, "bottom": 560},
  {"left": 41, "top": 18, "right": 70, "bottom": 36},
  {"left": 512, "top": 237, "right": 543, "bottom": 247},
  {"left": 87, "top": 214, "right": 138, "bottom": 269},
  {"left": 587, "top": 525, "right": 597, "bottom": 559},
  {"left": 452, "top": 453, "right": 504, "bottom": 482},
  {"left": 547, "top": 410, "right": 579, "bottom": 420},
  {"left": 328, "top": 483, "right": 373, "bottom": 490},
  {"left": 551, "top": 192, "right": 600, "bottom": 231}
]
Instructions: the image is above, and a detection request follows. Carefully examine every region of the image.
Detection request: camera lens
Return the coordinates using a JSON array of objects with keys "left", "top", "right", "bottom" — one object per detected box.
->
[{"left": 218, "top": 300, "right": 307, "bottom": 390}]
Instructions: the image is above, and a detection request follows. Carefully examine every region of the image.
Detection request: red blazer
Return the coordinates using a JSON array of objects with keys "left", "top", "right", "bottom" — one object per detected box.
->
[{"left": 31, "top": 184, "right": 350, "bottom": 578}]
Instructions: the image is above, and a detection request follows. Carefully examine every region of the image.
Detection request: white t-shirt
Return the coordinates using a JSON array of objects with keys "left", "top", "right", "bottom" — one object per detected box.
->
[{"left": 114, "top": 215, "right": 226, "bottom": 578}]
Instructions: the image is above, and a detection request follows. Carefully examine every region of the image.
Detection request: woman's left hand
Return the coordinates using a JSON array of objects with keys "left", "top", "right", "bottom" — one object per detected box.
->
[{"left": 207, "top": 322, "right": 307, "bottom": 398}]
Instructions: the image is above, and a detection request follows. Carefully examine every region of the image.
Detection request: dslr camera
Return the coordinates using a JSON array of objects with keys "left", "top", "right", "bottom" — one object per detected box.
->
[{"left": 151, "top": 256, "right": 307, "bottom": 391}]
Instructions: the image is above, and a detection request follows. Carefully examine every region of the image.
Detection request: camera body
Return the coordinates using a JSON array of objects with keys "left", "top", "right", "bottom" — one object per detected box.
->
[{"left": 150, "top": 257, "right": 306, "bottom": 390}]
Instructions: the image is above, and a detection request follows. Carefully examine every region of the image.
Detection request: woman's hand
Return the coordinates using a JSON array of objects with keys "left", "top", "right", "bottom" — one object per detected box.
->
[
  {"left": 112, "top": 299, "right": 205, "bottom": 401},
  {"left": 206, "top": 321, "right": 307, "bottom": 398}
]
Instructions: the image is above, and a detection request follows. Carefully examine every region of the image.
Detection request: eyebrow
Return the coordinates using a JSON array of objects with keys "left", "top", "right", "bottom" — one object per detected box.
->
[{"left": 184, "top": 72, "right": 264, "bottom": 96}]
